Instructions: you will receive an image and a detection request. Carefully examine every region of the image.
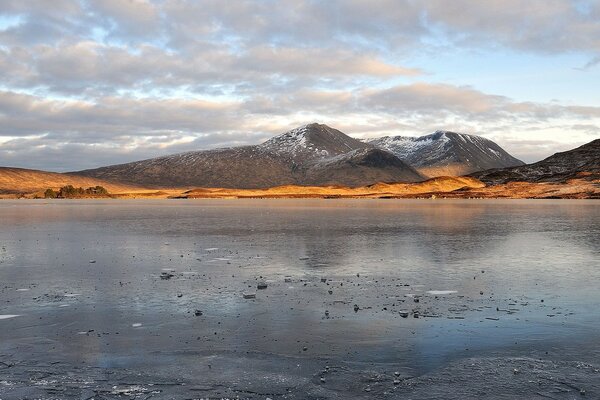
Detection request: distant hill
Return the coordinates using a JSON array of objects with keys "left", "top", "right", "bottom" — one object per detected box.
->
[
  {"left": 473, "top": 139, "right": 600, "bottom": 184},
  {"left": 76, "top": 123, "right": 425, "bottom": 188},
  {"left": 368, "top": 131, "right": 524, "bottom": 177},
  {"left": 0, "top": 167, "right": 141, "bottom": 195}
]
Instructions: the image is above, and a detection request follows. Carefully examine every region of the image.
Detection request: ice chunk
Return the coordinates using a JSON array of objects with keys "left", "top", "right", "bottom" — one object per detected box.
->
[{"left": 426, "top": 290, "right": 457, "bottom": 295}]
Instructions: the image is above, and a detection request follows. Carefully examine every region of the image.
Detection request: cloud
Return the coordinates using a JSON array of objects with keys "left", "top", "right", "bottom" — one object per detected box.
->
[
  {"left": 1, "top": 83, "right": 598, "bottom": 169},
  {"left": 423, "top": 0, "right": 600, "bottom": 53},
  {"left": 0, "top": 1, "right": 599, "bottom": 170},
  {"left": 0, "top": 41, "right": 420, "bottom": 96},
  {"left": 360, "top": 83, "right": 509, "bottom": 115},
  {"left": 0, "top": 90, "right": 243, "bottom": 138},
  {"left": 580, "top": 55, "right": 600, "bottom": 70},
  {"left": 89, "top": 0, "right": 160, "bottom": 38}
]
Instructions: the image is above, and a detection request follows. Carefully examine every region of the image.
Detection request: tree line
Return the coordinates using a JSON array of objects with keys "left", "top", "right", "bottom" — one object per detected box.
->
[{"left": 44, "top": 185, "right": 109, "bottom": 199}]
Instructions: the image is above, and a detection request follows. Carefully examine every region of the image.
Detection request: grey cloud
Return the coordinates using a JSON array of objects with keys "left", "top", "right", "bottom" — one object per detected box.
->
[
  {"left": 0, "top": 90, "right": 243, "bottom": 137},
  {"left": 0, "top": 0, "right": 81, "bottom": 14},
  {"left": 245, "top": 83, "right": 600, "bottom": 123},
  {"left": 581, "top": 55, "right": 600, "bottom": 69},
  {"left": 161, "top": 0, "right": 424, "bottom": 50},
  {"left": 3, "top": 1, "right": 599, "bottom": 53},
  {"left": 423, "top": 0, "right": 600, "bottom": 53},
  {"left": 1, "top": 83, "right": 598, "bottom": 169},
  {"left": 89, "top": 0, "right": 160, "bottom": 39},
  {"left": 570, "top": 124, "right": 600, "bottom": 135},
  {"left": 360, "top": 83, "right": 510, "bottom": 116},
  {"left": 0, "top": 0, "right": 88, "bottom": 45},
  {"left": 498, "top": 138, "right": 592, "bottom": 164},
  {"left": 0, "top": 137, "right": 180, "bottom": 171},
  {"left": 0, "top": 42, "right": 418, "bottom": 96},
  {"left": 1, "top": 1, "right": 599, "bottom": 170},
  {"left": 2, "top": 0, "right": 598, "bottom": 98},
  {"left": 112, "top": 0, "right": 600, "bottom": 54}
]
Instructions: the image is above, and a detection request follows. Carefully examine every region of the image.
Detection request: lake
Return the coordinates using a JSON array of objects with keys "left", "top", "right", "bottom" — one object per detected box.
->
[{"left": 0, "top": 199, "right": 599, "bottom": 399}]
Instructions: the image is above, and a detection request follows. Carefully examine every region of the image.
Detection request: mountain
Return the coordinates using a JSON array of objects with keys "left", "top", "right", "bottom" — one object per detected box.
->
[
  {"left": 473, "top": 139, "right": 600, "bottom": 184},
  {"left": 0, "top": 167, "right": 141, "bottom": 195},
  {"left": 368, "top": 131, "right": 524, "bottom": 177},
  {"left": 3, "top": 137, "right": 597, "bottom": 199},
  {"left": 77, "top": 123, "right": 425, "bottom": 188}
]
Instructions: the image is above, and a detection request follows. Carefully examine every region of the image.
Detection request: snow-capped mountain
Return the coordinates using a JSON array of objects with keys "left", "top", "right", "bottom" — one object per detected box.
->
[
  {"left": 368, "top": 131, "right": 524, "bottom": 177},
  {"left": 259, "top": 123, "right": 371, "bottom": 161},
  {"left": 77, "top": 123, "right": 424, "bottom": 188}
]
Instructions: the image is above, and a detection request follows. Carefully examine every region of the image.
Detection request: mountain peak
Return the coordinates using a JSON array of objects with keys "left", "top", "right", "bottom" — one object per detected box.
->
[
  {"left": 432, "top": 130, "right": 454, "bottom": 137},
  {"left": 430, "top": 130, "right": 474, "bottom": 141},
  {"left": 265, "top": 123, "right": 340, "bottom": 143},
  {"left": 260, "top": 123, "right": 370, "bottom": 159}
]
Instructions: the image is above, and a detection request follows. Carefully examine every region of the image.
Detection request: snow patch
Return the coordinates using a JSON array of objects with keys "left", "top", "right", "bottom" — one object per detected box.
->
[{"left": 259, "top": 125, "right": 311, "bottom": 155}]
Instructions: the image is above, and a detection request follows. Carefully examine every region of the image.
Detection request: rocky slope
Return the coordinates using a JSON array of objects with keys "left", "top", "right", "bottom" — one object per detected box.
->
[
  {"left": 368, "top": 131, "right": 524, "bottom": 177},
  {"left": 473, "top": 139, "right": 600, "bottom": 184},
  {"left": 77, "top": 123, "right": 425, "bottom": 188}
]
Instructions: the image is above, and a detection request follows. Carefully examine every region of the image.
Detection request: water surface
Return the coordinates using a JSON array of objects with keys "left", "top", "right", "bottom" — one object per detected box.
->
[{"left": 1, "top": 199, "right": 599, "bottom": 398}]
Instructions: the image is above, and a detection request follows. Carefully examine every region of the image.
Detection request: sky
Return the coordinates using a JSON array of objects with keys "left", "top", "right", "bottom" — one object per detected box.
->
[{"left": 0, "top": 0, "right": 599, "bottom": 171}]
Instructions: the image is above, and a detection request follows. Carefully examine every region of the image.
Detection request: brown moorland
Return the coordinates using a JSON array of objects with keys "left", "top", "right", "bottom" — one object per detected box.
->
[
  {"left": 1, "top": 170, "right": 598, "bottom": 200},
  {"left": 0, "top": 167, "right": 147, "bottom": 197},
  {"left": 176, "top": 177, "right": 599, "bottom": 199}
]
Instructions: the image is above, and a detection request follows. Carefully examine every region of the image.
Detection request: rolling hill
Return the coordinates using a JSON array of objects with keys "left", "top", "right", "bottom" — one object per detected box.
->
[
  {"left": 473, "top": 139, "right": 600, "bottom": 184},
  {"left": 0, "top": 167, "right": 142, "bottom": 195}
]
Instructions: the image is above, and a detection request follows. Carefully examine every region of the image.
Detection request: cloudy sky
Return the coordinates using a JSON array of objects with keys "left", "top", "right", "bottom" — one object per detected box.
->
[{"left": 1, "top": 0, "right": 599, "bottom": 171}]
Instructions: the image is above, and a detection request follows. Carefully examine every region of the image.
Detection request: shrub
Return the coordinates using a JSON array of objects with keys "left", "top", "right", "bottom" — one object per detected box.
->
[
  {"left": 84, "top": 186, "right": 108, "bottom": 195},
  {"left": 55, "top": 185, "right": 109, "bottom": 198},
  {"left": 44, "top": 188, "right": 58, "bottom": 198}
]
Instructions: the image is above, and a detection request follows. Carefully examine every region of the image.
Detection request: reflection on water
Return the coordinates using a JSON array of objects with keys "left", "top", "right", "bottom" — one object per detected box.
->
[{"left": 0, "top": 199, "right": 599, "bottom": 374}]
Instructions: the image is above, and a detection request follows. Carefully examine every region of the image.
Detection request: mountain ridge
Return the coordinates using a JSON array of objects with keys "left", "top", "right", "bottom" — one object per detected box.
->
[
  {"left": 76, "top": 123, "right": 425, "bottom": 188},
  {"left": 368, "top": 130, "right": 525, "bottom": 177},
  {"left": 472, "top": 139, "right": 600, "bottom": 184},
  {"left": 1, "top": 134, "right": 597, "bottom": 199}
]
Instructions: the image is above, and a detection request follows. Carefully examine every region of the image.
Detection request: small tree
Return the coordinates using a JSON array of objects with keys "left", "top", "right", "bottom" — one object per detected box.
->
[
  {"left": 58, "top": 185, "right": 83, "bottom": 198},
  {"left": 94, "top": 186, "right": 108, "bottom": 195},
  {"left": 44, "top": 188, "right": 57, "bottom": 198},
  {"left": 54, "top": 185, "right": 110, "bottom": 198}
]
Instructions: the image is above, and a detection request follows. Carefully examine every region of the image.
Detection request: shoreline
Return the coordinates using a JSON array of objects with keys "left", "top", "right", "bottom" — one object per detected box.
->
[{"left": 1, "top": 178, "right": 598, "bottom": 200}]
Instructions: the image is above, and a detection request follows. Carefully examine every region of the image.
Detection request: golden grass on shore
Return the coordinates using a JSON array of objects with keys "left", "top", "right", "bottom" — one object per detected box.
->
[
  {"left": 176, "top": 178, "right": 599, "bottom": 200},
  {"left": 179, "top": 176, "right": 486, "bottom": 199}
]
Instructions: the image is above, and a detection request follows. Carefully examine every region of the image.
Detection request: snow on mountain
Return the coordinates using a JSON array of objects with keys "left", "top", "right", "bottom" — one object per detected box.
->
[
  {"left": 259, "top": 123, "right": 370, "bottom": 161},
  {"left": 368, "top": 130, "right": 524, "bottom": 177}
]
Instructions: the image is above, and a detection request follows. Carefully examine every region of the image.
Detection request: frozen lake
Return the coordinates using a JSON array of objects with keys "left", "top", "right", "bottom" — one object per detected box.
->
[{"left": 0, "top": 199, "right": 599, "bottom": 398}]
